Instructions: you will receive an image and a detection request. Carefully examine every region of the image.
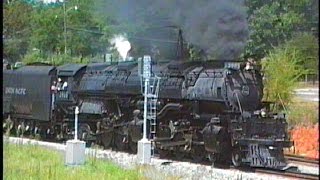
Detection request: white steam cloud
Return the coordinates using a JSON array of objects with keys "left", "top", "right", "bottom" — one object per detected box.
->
[{"left": 110, "top": 35, "right": 131, "bottom": 61}]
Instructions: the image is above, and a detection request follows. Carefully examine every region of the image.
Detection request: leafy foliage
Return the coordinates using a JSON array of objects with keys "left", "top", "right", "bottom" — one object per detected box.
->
[
  {"left": 22, "top": 50, "right": 45, "bottom": 65},
  {"left": 262, "top": 43, "right": 308, "bottom": 110},
  {"left": 29, "top": 6, "right": 63, "bottom": 55},
  {"left": 285, "top": 33, "right": 319, "bottom": 75},
  {"left": 245, "top": 0, "right": 318, "bottom": 59},
  {"left": 3, "top": 0, "right": 34, "bottom": 62},
  {"left": 3, "top": 0, "right": 319, "bottom": 67},
  {"left": 23, "top": 51, "right": 90, "bottom": 66},
  {"left": 4, "top": 0, "right": 114, "bottom": 65}
]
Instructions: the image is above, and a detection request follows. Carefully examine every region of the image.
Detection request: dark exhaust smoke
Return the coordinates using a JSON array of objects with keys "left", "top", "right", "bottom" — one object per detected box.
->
[{"left": 96, "top": 0, "right": 248, "bottom": 60}]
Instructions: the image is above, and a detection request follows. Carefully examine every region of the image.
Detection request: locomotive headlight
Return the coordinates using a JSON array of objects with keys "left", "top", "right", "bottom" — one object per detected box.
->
[
  {"left": 260, "top": 107, "right": 267, "bottom": 117},
  {"left": 268, "top": 146, "right": 275, "bottom": 150},
  {"left": 245, "top": 62, "right": 252, "bottom": 71}
]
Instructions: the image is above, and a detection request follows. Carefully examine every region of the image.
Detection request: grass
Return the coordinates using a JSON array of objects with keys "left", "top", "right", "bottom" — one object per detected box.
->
[
  {"left": 4, "top": 142, "right": 143, "bottom": 180},
  {"left": 287, "top": 99, "right": 319, "bottom": 127}
]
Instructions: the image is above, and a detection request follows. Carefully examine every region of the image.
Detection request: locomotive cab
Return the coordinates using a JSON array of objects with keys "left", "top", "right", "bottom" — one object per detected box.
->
[{"left": 55, "top": 64, "right": 86, "bottom": 103}]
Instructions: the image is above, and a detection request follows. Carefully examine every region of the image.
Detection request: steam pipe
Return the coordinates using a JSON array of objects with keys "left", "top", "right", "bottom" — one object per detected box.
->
[
  {"left": 156, "top": 103, "right": 182, "bottom": 119},
  {"left": 235, "top": 93, "right": 243, "bottom": 115}
]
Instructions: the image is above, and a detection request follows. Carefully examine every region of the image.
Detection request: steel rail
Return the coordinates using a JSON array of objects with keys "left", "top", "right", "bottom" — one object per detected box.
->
[
  {"left": 285, "top": 154, "right": 319, "bottom": 167},
  {"left": 255, "top": 169, "right": 319, "bottom": 180}
]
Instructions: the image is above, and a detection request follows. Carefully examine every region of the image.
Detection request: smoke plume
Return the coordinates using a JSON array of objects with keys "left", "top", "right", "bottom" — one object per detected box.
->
[
  {"left": 110, "top": 35, "right": 131, "bottom": 61},
  {"left": 97, "top": 0, "right": 248, "bottom": 60}
]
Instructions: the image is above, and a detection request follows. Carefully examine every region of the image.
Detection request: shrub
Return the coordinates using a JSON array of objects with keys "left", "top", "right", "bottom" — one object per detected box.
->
[
  {"left": 22, "top": 50, "right": 45, "bottom": 65},
  {"left": 262, "top": 44, "right": 308, "bottom": 111},
  {"left": 25, "top": 53, "right": 92, "bottom": 66},
  {"left": 70, "top": 56, "right": 90, "bottom": 64}
]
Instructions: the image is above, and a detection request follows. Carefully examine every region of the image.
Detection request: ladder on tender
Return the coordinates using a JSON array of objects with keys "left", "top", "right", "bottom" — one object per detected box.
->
[{"left": 142, "top": 76, "right": 160, "bottom": 156}]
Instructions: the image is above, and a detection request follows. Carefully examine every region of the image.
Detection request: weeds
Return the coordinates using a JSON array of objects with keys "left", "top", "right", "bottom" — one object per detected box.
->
[{"left": 287, "top": 100, "right": 319, "bottom": 127}]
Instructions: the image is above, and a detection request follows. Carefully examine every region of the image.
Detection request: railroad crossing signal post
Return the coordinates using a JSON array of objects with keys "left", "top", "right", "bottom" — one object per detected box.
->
[
  {"left": 137, "top": 55, "right": 152, "bottom": 164},
  {"left": 75, "top": 106, "right": 79, "bottom": 140},
  {"left": 65, "top": 106, "right": 86, "bottom": 166}
]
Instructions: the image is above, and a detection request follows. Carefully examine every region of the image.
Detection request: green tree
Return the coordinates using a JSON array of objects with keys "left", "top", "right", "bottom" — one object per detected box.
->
[
  {"left": 29, "top": 6, "right": 64, "bottom": 57},
  {"left": 286, "top": 33, "right": 319, "bottom": 75},
  {"left": 23, "top": 0, "right": 114, "bottom": 64},
  {"left": 3, "top": 0, "right": 34, "bottom": 62},
  {"left": 66, "top": 0, "right": 108, "bottom": 57},
  {"left": 245, "top": 0, "right": 318, "bottom": 59}
]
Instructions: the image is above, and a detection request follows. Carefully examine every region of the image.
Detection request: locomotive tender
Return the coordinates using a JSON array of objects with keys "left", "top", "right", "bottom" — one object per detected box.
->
[{"left": 3, "top": 58, "right": 293, "bottom": 169}]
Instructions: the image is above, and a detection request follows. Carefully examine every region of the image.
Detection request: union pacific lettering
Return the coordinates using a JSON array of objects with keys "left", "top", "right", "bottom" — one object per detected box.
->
[{"left": 5, "top": 87, "right": 27, "bottom": 95}]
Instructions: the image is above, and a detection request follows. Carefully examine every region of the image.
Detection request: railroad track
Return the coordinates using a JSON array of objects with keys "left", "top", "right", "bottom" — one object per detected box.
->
[
  {"left": 255, "top": 168, "right": 319, "bottom": 180},
  {"left": 285, "top": 154, "right": 319, "bottom": 167}
]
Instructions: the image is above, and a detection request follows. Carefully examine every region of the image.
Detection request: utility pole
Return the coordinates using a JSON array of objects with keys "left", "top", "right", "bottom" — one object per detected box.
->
[
  {"left": 63, "top": 1, "right": 78, "bottom": 55},
  {"left": 64, "top": 1, "right": 67, "bottom": 55}
]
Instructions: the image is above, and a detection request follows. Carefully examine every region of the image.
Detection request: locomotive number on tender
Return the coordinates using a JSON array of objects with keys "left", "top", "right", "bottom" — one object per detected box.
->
[{"left": 5, "top": 87, "right": 27, "bottom": 95}]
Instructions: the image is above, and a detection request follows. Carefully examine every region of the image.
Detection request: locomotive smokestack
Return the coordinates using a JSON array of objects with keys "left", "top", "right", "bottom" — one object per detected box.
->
[{"left": 176, "top": 29, "right": 184, "bottom": 60}]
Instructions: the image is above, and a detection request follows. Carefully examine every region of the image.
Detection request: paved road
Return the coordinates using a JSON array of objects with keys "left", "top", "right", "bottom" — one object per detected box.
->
[{"left": 293, "top": 88, "right": 319, "bottom": 102}]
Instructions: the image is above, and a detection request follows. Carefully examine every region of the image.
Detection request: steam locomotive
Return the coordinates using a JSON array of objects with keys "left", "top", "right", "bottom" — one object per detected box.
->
[{"left": 3, "top": 56, "right": 293, "bottom": 169}]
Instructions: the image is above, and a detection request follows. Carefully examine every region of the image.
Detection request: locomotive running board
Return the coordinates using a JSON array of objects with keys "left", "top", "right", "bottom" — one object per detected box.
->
[
  {"left": 153, "top": 137, "right": 172, "bottom": 141},
  {"left": 156, "top": 141, "right": 187, "bottom": 148}
]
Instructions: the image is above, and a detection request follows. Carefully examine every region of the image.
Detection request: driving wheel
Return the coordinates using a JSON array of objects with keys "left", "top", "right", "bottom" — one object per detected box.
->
[
  {"left": 114, "top": 133, "right": 127, "bottom": 151},
  {"left": 128, "top": 136, "right": 137, "bottom": 153},
  {"left": 232, "top": 147, "right": 242, "bottom": 167},
  {"left": 191, "top": 145, "right": 205, "bottom": 163}
]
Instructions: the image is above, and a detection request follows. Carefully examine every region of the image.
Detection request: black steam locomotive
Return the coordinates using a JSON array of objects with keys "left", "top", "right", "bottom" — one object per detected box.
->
[{"left": 3, "top": 56, "right": 293, "bottom": 169}]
